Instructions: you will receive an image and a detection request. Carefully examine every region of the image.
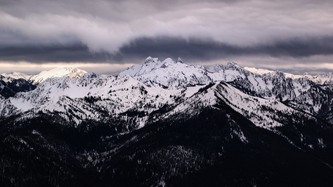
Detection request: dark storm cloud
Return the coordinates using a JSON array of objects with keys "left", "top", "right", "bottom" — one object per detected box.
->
[
  {"left": 258, "top": 37, "right": 333, "bottom": 58},
  {"left": 1, "top": 36, "right": 333, "bottom": 64},
  {"left": 0, "top": 44, "right": 114, "bottom": 63},
  {"left": 119, "top": 36, "right": 333, "bottom": 61}
]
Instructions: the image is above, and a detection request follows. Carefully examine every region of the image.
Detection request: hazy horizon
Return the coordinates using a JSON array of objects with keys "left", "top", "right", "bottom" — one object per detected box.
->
[{"left": 1, "top": 56, "right": 333, "bottom": 76}]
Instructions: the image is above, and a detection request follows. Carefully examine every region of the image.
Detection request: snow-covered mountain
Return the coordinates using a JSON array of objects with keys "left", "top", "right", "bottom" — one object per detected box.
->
[
  {"left": 1, "top": 72, "right": 32, "bottom": 82},
  {"left": 0, "top": 67, "right": 87, "bottom": 99},
  {"left": 1, "top": 57, "right": 333, "bottom": 126},
  {"left": 206, "top": 63, "right": 333, "bottom": 120},
  {"left": 119, "top": 57, "right": 211, "bottom": 88},
  {"left": 29, "top": 67, "right": 88, "bottom": 84},
  {"left": 1, "top": 57, "right": 333, "bottom": 186},
  {"left": 1, "top": 68, "right": 87, "bottom": 85}
]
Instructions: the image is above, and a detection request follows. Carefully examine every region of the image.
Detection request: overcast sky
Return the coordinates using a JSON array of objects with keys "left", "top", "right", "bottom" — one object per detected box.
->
[{"left": 1, "top": 0, "right": 333, "bottom": 74}]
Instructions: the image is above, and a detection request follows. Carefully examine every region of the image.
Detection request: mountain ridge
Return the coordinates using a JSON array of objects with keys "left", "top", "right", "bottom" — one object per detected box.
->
[
  {"left": 1, "top": 57, "right": 333, "bottom": 126},
  {"left": 1, "top": 57, "right": 333, "bottom": 186}
]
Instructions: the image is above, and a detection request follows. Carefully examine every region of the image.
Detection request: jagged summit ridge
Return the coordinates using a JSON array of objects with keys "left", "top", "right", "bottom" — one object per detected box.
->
[{"left": 119, "top": 57, "right": 211, "bottom": 88}]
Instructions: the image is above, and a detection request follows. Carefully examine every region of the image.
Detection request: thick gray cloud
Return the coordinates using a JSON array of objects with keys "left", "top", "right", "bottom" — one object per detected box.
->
[
  {"left": 1, "top": 36, "right": 333, "bottom": 63},
  {"left": 119, "top": 36, "right": 333, "bottom": 61},
  {"left": 0, "top": 0, "right": 333, "bottom": 72},
  {"left": 1, "top": 0, "right": 333, "bottom": 50},
  {"left": 0, "top": 44, "right": 113, "bottom": 62}
]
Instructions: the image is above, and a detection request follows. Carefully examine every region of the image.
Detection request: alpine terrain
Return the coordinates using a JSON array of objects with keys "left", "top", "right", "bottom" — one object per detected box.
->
[{"left": 1, "top": 57, "right": 333, "bottom": 186}]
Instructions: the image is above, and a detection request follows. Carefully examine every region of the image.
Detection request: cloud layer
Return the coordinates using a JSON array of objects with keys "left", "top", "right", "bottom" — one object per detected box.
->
[
  {"left": 0, "top": 0, "right": 333, "bottom": 72},
  {"left": 1, "top": 36, "right": 333, "bottom": 63}
]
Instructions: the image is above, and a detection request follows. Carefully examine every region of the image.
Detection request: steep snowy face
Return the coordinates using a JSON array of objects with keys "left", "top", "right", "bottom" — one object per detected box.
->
[
  {"left": 118, "top": 57, "right": 160, "bottom": 77},
  {"left": 208, "top": 63, "right": 281, "bottom": 98},
  {"left": 206, "top": 63, "right": 333, "bottom": 116},
  {"left": 213, "top": 82, "right": 313, "bottom": 129},
  {"left": 163, "top": 81, "right": 310, "bottom": 130},
  {"left": 29, "top": 67, "right": 87, "bottom": 84},
  {"left": 119, "top": 57, "right": 211, "bottom": 88}
]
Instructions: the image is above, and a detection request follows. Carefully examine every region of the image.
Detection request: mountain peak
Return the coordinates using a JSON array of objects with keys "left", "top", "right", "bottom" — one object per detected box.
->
[
  {"left": 177, "top": 57, "right": 184, "bottom": 63},
  {"left": 144, "top": 56, "right": 159, "bottom": 64},
  {"left": 162, "top": 57, "right": 175, "bottom": 64},
  {"left": 226, "top": 62, "right": 242, "bottom": 69},
  {"left": 29, "top": 67, "right": 87, "bottom": 84},
  {"left": 119, "top": 57, "right": 211, "bottom": 88},
  {"left": 144, "top": 57, "right": 179, "bottom": 65}
]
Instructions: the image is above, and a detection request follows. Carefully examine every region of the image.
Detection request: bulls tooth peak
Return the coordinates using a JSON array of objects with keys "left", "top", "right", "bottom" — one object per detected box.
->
[
  {"left": 177, "top": 57, "right": 184, "bottom": 63},
  {"left": 144, "top": 56, "right": 160, "bottom": 64},
  {"left": 226, "top": 62, "right": 242, "bottom": 69}
]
